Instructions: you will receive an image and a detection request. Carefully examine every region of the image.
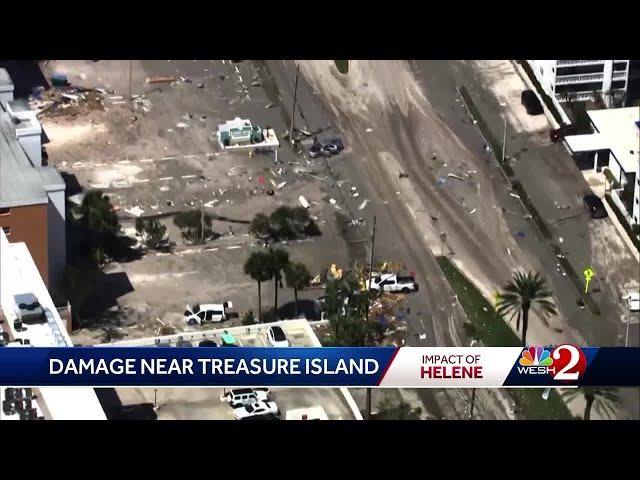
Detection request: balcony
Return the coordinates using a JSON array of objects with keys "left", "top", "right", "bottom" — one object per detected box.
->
[
  {"left": 612, "top": 71, "right": 628, "bottom": 81},
  {"left": 555, "top": 72, "right": 604, "bottom": 85},
  {"left": 557, "top": 92, "right": 594, "bottom": 102},
  {"left": 557, "top": 60, "right": 605, "bottom": 67}
]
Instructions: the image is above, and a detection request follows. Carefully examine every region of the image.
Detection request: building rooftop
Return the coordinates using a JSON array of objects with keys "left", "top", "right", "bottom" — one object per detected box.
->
[
  {"left": 0, "top": 229, "right": 107, "bottom": 420},
  {"left": 0, "top": 110, "right": 54, "bottom": 208},
  {"left": 588, "top": 106, "right": 640, "bottom": 174}
]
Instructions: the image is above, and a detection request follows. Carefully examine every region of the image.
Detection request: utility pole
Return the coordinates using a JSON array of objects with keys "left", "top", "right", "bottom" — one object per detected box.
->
[
  {"left": 200, "top": 200, "right": 205, "bottom": 243},
  {"left": 365, "top": 216, "right": 377, "bottom": 420},
  {"left": 129, "top": 60, "right": 133, "bottom": 100},
  {"left": 289, "top": 63, "right": 300, "bottom": 146},
  {"left": 501, "top": 102, "right": 507, "bottom": 163},
  {"left": 625, "top": 310, "right": 631, "bottom": 347},
  {"left": 469, "top": 388, "right": 476, "bottom": 419}
]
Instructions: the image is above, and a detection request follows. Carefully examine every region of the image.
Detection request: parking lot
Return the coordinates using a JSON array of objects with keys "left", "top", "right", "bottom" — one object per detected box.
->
[
  {"left": 110, "top": 320, "right": 361, "bottom": 420},
  {"left": 38, "top": 60, "right": 370, "bottom": 341}
]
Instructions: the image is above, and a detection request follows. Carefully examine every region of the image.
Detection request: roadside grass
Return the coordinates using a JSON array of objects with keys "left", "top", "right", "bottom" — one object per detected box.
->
[{"left": 436, "top": 256, "right": 573, "bottom": 420}]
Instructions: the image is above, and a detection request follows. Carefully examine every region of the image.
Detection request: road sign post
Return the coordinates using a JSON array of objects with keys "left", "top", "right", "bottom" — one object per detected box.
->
[{"left": 583, "top": 267, "right": 594, "bottom": 294}]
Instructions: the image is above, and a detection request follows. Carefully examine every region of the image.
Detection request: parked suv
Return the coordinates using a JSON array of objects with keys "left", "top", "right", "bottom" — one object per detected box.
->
[
  {"left": 184, "top": 301, "right": 233, "bottom": 325},
  {"left": 220, "top": 388, "right": 270, "bottom": 408}
]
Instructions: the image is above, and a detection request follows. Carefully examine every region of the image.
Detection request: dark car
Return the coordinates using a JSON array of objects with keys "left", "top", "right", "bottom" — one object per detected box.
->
[
  {"left": 308, "top": 142, "right": 324, "bottom": 158},
  {"left": 583, "top": 194, "right": 608, "bottom": 219},
  {"left": 521, "top": 90, "right": 544, "bottom": 115}
]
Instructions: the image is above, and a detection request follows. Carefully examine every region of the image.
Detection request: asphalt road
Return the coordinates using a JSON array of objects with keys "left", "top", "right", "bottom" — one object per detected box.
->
[
  {"left": 262, "top": 60, "right": 638, "bottom": 420},
  {"left": 410, "top": 60, "right": 639, "bottom": 419},
  {"left": 261, "top": 60, "right": 513, "bottom": 419},
  {"left": 411, "top": 60, "right": 638, "bottom": 346}
]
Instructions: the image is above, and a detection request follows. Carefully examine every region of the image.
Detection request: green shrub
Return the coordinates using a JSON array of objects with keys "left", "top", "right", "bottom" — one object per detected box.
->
[
  {"left": 242, "top": 310, "right": 256, "bottom": 325},
  {"left": 173, "top": 210, "right": 213, "bottom": 243}
]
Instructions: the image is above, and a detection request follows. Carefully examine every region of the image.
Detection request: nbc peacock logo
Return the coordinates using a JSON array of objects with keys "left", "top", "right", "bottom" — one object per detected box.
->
[
  {"left": 519, "top": 346, "right": 553, "bottom": 366},
  {"left": 517, "top": 346, "right": 556, "bottom": 375}
]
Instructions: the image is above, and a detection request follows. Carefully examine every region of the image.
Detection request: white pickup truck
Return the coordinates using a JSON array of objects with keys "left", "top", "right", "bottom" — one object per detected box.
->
[{"left": 366, "top": 273, "right": 419, "bottom": 294}]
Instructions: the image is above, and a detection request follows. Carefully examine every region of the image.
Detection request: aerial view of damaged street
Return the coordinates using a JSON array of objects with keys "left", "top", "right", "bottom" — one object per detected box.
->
[{"left": 1, "top": 59, "right": 638, "bottom": 421}]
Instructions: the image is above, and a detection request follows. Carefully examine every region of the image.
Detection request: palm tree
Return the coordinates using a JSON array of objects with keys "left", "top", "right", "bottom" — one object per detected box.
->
[
  {"left": 269, "top": 247, "right": 290, "bottom": 318},
  {"left": 284, "top": 262, "right": 312, "bottom": 318},
  {"left": 243, "top": 250, "right": 273, "bottom": 322},
  {"left": 496, "top": 271, "right": 557, "bottom": 347},
  {"left": 376, "top": 398, "right": 421, "bottom": 420},
  {"left": 562, "top": 387, "right": 620, "bottom": 420},
  {"left": 77, "top": 190, "right": 120, "bottom": 264}
]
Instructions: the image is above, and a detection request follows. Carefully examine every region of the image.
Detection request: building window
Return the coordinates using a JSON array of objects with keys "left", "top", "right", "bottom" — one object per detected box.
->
[
  {"left": 613, "top": 62, "right": 628, "bottom": 72},
  {"left": 611, "top": 80, "right": 626, "bottom": 90},
  {"left": 557, "top": 64, "right": 605, "bottom": 76},
  {"left": 2, "top": 227, "right": 11, "bottom": 236},
  {"left": 0, "top": 208, "right": 11, "bottom": 216}
]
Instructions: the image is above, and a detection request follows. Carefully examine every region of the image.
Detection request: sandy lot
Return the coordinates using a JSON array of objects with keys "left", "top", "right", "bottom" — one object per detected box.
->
[{"left": 38, "top": 60, "right": 372, "bottom": 344}]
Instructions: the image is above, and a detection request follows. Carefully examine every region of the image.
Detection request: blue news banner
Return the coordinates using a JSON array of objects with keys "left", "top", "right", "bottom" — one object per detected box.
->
[
  {"left": 0, "top": 347, "right": 638, "bottom": 387},
  {"left": 0, "top": 347, "right": 396, "bottom": 387}
]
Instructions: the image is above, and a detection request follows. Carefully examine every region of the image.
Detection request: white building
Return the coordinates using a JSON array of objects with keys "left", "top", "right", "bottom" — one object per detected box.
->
[
  {"left": 565, "top": 106, "right": 639, "bottom": 226},
  {"left": 0, "top": 228, "right": 107, "bottom": 420},
  {"left": 528, "top": 60, "right": 630, "bottom": 106}
]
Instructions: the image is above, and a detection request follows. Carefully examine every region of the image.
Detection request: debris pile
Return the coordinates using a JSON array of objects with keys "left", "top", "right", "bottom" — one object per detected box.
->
[{"left": 30, "top": 87, "right": 106, "bottom": 118}]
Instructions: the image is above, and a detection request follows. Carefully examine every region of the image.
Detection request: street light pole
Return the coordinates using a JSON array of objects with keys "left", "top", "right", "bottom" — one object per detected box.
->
[
  {"left": 365, "top": 216, "right": 377, "bottom": 420},
  {"left": 290, "top": 63, "right": 300, "bottom": 146},
  {"left": 501, "top": 102, "right": 508, "bottom": 164},
  {"left": 625, "top": 310, "right": 631, "bottom": 346},
  {"left": 469, "top": 337, "right": 479, "bottom": 419}
]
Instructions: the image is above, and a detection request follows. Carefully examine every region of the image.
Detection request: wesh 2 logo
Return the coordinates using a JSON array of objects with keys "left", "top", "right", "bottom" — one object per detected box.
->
[{"left": 517, "top": 345, "right": 587, "bottom": 381}]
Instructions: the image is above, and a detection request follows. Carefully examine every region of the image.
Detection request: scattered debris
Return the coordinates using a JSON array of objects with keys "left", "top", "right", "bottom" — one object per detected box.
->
[
  {"left": 447, "top": 173, "right": 465, "bottom": 181},
  {"left": 251, "top": 81, "right": 262, "bottom": 87},
  {"left": 469, "top": 208, "right": 476, "bottom": 214},
  {"left": 365, "top": 128, "right": 373, "bottom": 133},
  {"left": 436, "top": 177, "right": 447, "bottom": 186},
  {"left": 276, "top": 181, "right": 287, "bottom": 190},
  {"left": 146, "top": 76, "right": 176, "bottom": 84},
  {"left": 167, "top": 200, "right": 174, "bottom": 207},
  {"left": 197, "top": 83, "right": 205, "bottom": 88},
  {"left": 176, "top": 122, "right": 190, "bottom": 129},
  {"left": 352, "top": 192, "right": 360, "bottom": 198},
  {"left": 266, "top": 189, "right": 274, "bottom": 196},
  {"left": 265, "top": 103, "right": 274, "bottom": 109},
  {"left": 509, "top": 192, "right": 521, "bottom": 199},
  {"left": 514, "top": 231, "right": 526, "bottom": 239},
  {"left": 399, "top": 172, "right": 409, "bottom": 179},
  {"left": 124, "top": 206, "right": 145, "bottom": 217},
  {"left": 329, "top": 198, "right": 337, "bottom": 205},
  {"left": 358, "top": 200, "right": 369, "bottom": 210},
  {"left": 182, "top": 113, "right": 193, "bottom": 121},
  {"left": 559, "top": 236, "right": 564, "bottom": 243},
  {"left": 299, "top": 195, "right": 310, "bottom": 209}
]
